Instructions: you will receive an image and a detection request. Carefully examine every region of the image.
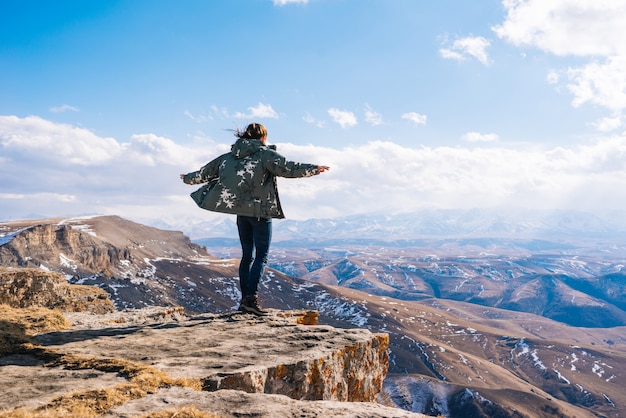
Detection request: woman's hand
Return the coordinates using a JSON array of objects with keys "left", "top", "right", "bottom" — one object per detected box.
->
[{"left": 317, "top": 166, "right": 330, "bottom": 174}]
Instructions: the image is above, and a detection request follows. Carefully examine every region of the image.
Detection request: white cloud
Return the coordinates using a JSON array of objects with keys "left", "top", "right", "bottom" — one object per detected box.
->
[
  {"left": 364, "top": 104, "right": 384, "bottom": 126},
  {"left": 401, "top": 112, "right": 427, "bottom": 126},
  {"left": 184, "top": 110, "right": 212, "bottom": 123},
  {"left": 493, "top": 0, "right": 626, "bottom": 131},
  {"left": 50, "top": 104, "right": 79, "bottom": 113},
  {"left": 273, "top": 0, "right": 308, "bottom": 5},
  {"left": 3, "top": 116, "right": 626, "bottom": 224},
  {"left": 592, "top": 116, "right": 622, "bottom": 132},
  {"left": 493, "top": 0, "right": 626, "bottom": 57},
  {"left": 0, "top": 115, "right": 121, "bottom": 165},
  {"left": 303, "top": 113, "right": 326, "bottom": 128},
  {"left": 0, "top": 115, "right": 203, "bottom": 170},
  {"left": 234, "top": 102, "right": 279, "bottom": 119},
  {"left": 127, "top": 133, "right": 193, "bottom": 166},
  {"left": 439, "top": 48, "right": 464, "bottom": 62},
  {"left": 0, "top": 193, "right": 25, "bottom": 199},
  {"left": 277, "top": 136, "right": 626, "bottom": 218},
  {"left": 211, "top": 105, "right": 230, "bottom": 118},
  {"left": 328, "top": 108, "right": 357, "bottom": 128},
  {"left": 440, "top": 36, "right": 492, "bottom": 66},
  {"left": 544, "top": 56, "right": 626, "bottom": 133},
  {"left": 565, "top": 56, "right": 626, "bottom": 112},
  {"left": 462, "top": 132, "right": 500, "bottom": 143},
  {"left": 0, "top": 115, "right": 217, "bottom": 196},
  {"left": 546, "top": 70, "right": 560, "bottom": 85}
]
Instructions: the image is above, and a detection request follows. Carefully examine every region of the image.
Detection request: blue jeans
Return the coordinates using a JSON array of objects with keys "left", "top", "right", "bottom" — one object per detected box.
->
[{"left": 236, "top": 216, "right": 272, "bottom": 298}]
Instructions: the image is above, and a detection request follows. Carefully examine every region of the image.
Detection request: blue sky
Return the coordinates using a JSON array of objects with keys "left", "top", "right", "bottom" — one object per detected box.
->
[{"left": 2, "top": 0, "right": 626, "bottom": 232}]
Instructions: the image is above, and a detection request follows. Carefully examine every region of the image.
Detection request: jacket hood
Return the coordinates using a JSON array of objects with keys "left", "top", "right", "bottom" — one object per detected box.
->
[
  {"left": 231, "top": 138, "right": 264, "bottom": 159},
  {"left": 230, "top": 138, "right": 277, "bottom": 159}
]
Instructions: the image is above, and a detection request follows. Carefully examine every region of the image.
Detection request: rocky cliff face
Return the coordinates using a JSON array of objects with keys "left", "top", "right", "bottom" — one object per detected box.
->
[
  {"left": 0, "top": 216, "right": 236, "bottom": 313},
  {"left": 0, "top": 223, "right": 130, "bottom": 275},
  {"left": 0, "top": 216, "right": 207, "bottom": 279},
  {"left": 48, "top": 310, "right": 391, "bottom": 403}
]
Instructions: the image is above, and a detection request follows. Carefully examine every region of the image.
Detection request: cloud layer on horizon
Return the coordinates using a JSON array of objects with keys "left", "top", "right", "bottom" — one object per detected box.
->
[{"left": 2, "top": 115, "right": 626, "bottom": 225}]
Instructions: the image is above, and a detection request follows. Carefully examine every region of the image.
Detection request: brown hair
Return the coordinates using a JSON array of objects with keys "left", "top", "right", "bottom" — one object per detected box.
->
[{"left": 235, "top": 123, "right": 267, "bottom": 140}]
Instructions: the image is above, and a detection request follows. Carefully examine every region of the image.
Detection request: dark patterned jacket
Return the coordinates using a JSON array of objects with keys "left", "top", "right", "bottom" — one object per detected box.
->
[{"left": 182, "top": 138, "right": 321, "bottom": 219}]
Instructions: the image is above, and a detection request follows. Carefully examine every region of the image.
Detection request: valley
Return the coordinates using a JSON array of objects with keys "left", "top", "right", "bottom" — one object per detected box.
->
[
  {"left": 204, "top": 241, "right": 626, "bottom": 329},
  {"left": 2, "top": 215, "right": 625, "bottom": 417}
]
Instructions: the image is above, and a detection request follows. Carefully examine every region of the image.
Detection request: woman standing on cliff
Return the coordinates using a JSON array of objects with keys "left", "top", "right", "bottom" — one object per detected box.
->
[{"left": 180, "top": 123, "right": 330, "bottom": 316}]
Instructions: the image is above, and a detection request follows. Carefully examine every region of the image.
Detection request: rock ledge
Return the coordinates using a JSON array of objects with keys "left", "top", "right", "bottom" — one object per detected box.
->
[{"left": 1, "top": 308, "right": 426, "bottom": 417}]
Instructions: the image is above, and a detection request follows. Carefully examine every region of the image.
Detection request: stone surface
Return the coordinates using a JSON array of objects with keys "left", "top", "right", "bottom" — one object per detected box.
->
[
  {"left": 35, "top": 309, "right": 389, "bottom": 402},
  {"left": 0, "top": 355, "right": 128, "bottom": 410},
  {"left": 0, "top": 307, "right": 426, "bottom": 417},
  {"left": 106, "top": 387, "right": 426, "bottom": 418}
]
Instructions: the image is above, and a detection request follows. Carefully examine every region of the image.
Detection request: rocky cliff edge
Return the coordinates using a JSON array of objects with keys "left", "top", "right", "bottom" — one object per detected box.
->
[{"left": 0, "top": 268, "right": 425, "bottom": 417}]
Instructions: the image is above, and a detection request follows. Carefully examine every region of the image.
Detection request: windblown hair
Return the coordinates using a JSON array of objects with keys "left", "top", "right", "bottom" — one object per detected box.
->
[{"left": 235, "top": 122, "right": 267, "bottom": 140}]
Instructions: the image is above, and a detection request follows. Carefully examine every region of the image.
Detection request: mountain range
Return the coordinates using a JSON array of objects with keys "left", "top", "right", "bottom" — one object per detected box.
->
[
  {"left": 1, "top": 215, "right": 625, "bottom": 417},
  {"left": 150, "top": 208, "right": 626, "bottom": 242}
]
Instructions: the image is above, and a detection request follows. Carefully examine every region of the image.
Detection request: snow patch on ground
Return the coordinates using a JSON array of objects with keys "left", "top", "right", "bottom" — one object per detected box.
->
[
  {"left": 59, "top": 253, "right": 77, "bottom": 271},
  {"left": 0, "top": 229, "right": 26, "bottom": 246}
]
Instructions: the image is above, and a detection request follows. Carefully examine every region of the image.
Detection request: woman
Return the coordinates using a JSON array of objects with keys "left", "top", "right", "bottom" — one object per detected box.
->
[{"left": 180, "top": 123, "right": 330, "bottom": 315}]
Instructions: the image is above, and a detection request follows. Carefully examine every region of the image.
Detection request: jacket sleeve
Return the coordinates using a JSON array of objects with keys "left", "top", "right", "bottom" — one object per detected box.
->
[
  {"left": 182, "top": 154, "right": 226, "bottom": 185},
  {"left": 262, "top": 150, "right": 320, "bottom": 178}
]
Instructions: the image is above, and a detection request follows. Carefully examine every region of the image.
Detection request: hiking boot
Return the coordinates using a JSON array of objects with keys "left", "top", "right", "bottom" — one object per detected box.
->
[{"left": 240, "top": 296, "right": 269, "bottom": 316}]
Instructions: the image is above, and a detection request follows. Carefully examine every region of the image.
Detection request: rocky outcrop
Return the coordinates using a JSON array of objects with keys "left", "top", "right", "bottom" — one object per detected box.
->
[
  {"left": 39, "top": 310, "right": 389, "bottom": 402},
  {"left": 0, "top": 268, "right": 114, "bottom": 314},
  {"left": 201, "top": 321, "right": 389, "bottom": 402},
  {"left": 0, "top": 305, "right": 425, "bottom": 417},
  {"left": 0, "top": 264, "right": 406, "bottom": 415},
  {"left": 0, "top": 217, "right": 238, "bottom": 314},
  {"left": 0, "top": 223, "right": 132, "bottom": 275}
]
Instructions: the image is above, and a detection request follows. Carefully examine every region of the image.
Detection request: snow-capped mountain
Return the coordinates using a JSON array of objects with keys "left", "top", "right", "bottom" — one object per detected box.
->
[{"left": 174, "top": 208, "right": 626, "bottom": 243}]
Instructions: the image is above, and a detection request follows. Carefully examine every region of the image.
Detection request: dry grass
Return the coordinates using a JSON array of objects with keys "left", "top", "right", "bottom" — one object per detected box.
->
[
  {"left": 0, "top": 351, "right": 203, "bottom": 418},
  {"left": 0, "top": 304, "right": 70, "bottom": 356},
  {"left": 0, "top": 276, "right": 211, "bottom": 417},
  {"left": 141, "top": 406, "right": 222, "bottom": 418},
  {"left": 0, "top": 406, "right": 100, "bottom": 418},
  {"left": 0, "top": 303, "right": 202, "bottom": 418},
  {"left": 0, "top": 304, "right": 70, "bottom": 334},
  {"left": 1, "top": 403, "right": 223, "bottom": 418},
  {"left": 0, "top": 268, "right": 114, "bottom": 314},
  {"left": 60, "top": 284, "right": 115, "bottom": 314}
]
